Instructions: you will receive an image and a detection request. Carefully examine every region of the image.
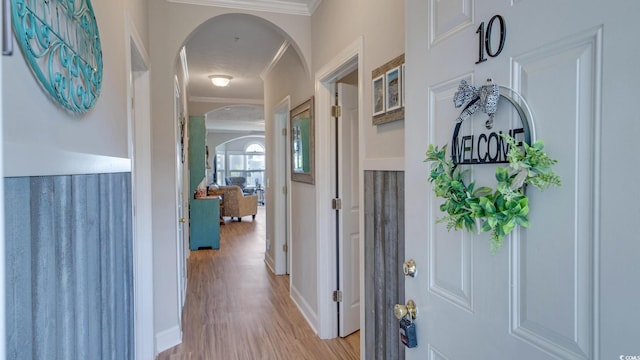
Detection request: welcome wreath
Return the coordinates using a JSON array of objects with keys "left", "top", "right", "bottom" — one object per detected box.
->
[{"left": 425, "top": 81, "right": 561, "bottom": 253}]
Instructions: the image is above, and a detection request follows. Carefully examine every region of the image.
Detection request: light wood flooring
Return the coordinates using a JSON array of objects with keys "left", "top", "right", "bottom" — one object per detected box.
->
[{"left": 157, "top": 208, "right": 360, "bottom": 360}]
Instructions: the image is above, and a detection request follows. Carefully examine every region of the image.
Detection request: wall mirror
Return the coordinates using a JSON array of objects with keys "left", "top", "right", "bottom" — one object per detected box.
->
[{"left": 290, "top": 97, "right": 315, "bottom": 184}]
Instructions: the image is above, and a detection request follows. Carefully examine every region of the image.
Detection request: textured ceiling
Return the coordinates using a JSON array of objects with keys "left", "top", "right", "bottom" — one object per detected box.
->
[
  {"left": 186, "top": 14, "right": 284, "bottom": 101},
  {"left": 205, "top": 105, "right": 266, "bottom": 132}
]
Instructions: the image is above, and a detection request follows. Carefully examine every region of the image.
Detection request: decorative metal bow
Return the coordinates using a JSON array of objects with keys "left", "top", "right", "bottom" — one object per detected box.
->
[{"left": 453, "top": 79, "right": 499, "bottom": 124}]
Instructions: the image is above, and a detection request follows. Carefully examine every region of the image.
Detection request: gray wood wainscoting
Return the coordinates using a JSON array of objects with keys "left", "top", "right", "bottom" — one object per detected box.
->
[
  {"left": 364, "top": 170, "right": 405, "bottom": 360},
  {"left": 5, "top": 173, "right": 134, "bottom": 360}
]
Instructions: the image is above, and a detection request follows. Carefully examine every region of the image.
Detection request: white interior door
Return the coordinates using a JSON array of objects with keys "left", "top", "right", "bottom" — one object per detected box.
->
[
  {"left": 174, "top": 82, "right": 187, "bottom": 324},
  {"left": 129, "top": 47, "right": 155, "bottom": 360},
  {"left": 338, "top": 82, "right": 360, "bottom": 337},
  {"left": 273, "top": 99, "right": 290, "bottom": 275},
  {"left": 405, "top": 0, "right": 640, "bottom": 359}
]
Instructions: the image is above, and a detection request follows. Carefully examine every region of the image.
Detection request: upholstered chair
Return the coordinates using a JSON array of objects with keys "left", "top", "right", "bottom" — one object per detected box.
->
[
  {"left": 219, "top": 185, "right": 258, "bottom": 221},
  {"left": 225, "top": 177, "right": 247, "bottom": 189}
]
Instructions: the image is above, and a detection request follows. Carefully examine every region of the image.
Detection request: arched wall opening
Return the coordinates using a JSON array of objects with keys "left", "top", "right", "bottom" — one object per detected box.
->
[{"left": 149, "top": 3, "right": 312, "bottom": 353}]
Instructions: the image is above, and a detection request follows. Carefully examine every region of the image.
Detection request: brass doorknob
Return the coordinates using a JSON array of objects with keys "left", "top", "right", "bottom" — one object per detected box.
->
[
  {"left": 179, "top": 217, "right": 186, "bottom": 223},
  {"left": 403, "top": 259, "right": 417, "bottom": 277},
  {"left": 394, "top": 299, "right": 417, "bottom": 320}
]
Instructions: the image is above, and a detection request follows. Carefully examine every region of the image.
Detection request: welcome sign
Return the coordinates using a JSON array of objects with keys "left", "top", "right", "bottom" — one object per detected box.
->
[{"left": 449, "top": 80, "right": 534, "bottom": 165}]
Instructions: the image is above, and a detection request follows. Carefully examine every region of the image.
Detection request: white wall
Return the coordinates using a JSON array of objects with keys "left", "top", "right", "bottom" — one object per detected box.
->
[
  {"left": 312, "top": 0, "right": 405, "bottom": 166},
  {"left": 3, "top": 0, "right": 148, "bottom": 176},
  {"left": 263, "top": 46, "right": 316, "bottom": 322},
  {"left": 3, "top": 0, "right": 150, "bottom": 352},
  {"left": 2, "top": 0, "right": 149, "bottom": 357},
  {"left": 207, "top": 132, "right": 265, "bottom": 151},
  {"left": 148, "top": 2, "right": 312, "bottom": 352}
]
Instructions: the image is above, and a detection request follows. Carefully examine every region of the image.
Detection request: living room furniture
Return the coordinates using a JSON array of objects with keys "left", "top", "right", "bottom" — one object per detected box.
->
[
  {"left": 225, "top": 176, "right": 256, "bottom": 195},
  {"left": 189, "top": 116, "right": 220, "bottom": 249},
  {"left": 225, "top": 176, "right": 247, "bottom": 188},
  {"left": 208, "top": 186, "right": 225, "bottom": 224},
  {"left": 219, "top": 185, "right": 258, "bottom": 221},
  {"left": 256, "top": 187, "right": 265, "bottom": 205},
  {"left": 189, "top": 197, "right": 220, "bottom": 250}
]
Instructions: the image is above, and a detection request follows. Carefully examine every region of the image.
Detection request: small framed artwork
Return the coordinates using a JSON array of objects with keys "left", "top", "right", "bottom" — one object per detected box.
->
[
  {"left": 372, "top": 75, "right": 386, "bottom": 116},
  {"left": 386, "top": 66, "right": 401, "bottom": 112},
  {"left": 290, "top": 97, "right": 315, "bottom": 184},
  {"left": 401, "top": 63, "right": 405, "bottom": 106},
  {"left": 372, "top": 53, "right": 404, "bottom": 125}
]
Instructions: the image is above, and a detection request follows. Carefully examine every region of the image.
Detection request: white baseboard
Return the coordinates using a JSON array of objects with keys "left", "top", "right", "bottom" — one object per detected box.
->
[
  {"left": 264, "top": 252, "right": 276, "bottom": 274},
  {"left": 290, "top": 284, "right": 319, "bottom": 334},
  {"left": 155, "top": 325, "right": 182, "bottom": 355}
]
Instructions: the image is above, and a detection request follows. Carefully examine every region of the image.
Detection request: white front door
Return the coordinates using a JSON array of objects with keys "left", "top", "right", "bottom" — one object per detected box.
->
[
  {"left": 405, "top": 0, "right": 640, "bottom": 359},
  {"left": 338, "top": 82, "right": 360, "bottom": 337}
]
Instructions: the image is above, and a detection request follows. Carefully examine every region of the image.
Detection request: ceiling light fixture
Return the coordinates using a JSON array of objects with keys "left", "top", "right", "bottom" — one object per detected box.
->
[{"left": 209, "top": 74, "right": 232, "bottom": 87}]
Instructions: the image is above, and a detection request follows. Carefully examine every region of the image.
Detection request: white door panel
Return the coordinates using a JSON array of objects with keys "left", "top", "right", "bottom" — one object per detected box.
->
[
  {"left": 338, "top": 82, "right": 360, "bottom": 337},
  {"left": 174, "top": 81, "right": 187, "bottom": 325},
  {"left": 406, "top": 0, "right": 639, "bottom": 359}
]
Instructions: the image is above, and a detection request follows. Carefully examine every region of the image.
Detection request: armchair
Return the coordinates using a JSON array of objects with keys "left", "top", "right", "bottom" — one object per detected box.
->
[
  {"left": 225, "top": 177, "right": 247, "bottom": 189},
  {"left": 219, "top": 185, "right": 258, "bottom": 222}
]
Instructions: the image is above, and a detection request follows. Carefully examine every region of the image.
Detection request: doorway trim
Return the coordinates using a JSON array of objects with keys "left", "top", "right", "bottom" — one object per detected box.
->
[
  {"left": 270, "top": 96, "right": 292, "bottom": 275},
  {"left": 125, "top": 13, "right": 155, "bottom": 360},
  {"left": 315, "top": 36, "right": 364, "bottom": 345}
]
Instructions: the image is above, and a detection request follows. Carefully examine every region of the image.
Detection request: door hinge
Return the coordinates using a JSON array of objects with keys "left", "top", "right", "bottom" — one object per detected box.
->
[
  {"left": 333, "top": 290, "right": 343, "bottom": 302},
  {"left": 282, "top": 128, "right": 287, "bottom": 136},
  {"left": 283, "top": 244, "right": 288, "bottom": 252},
  {"left": 331, "top": 105, "right": 342, "bottom": 118},
  {"left": 332, "top": 198, "right": 342, "bottom": 210},
  {"left": 282, "top": 186, "right": 287, "bottom": 195}
]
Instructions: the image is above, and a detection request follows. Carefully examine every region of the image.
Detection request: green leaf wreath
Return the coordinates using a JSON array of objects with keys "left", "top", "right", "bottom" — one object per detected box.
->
[{"left": 425, "top": 133, "right": 561, "bottom": 253}]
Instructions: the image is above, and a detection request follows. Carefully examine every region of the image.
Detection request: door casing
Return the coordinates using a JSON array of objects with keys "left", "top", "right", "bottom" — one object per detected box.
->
[{"left": 314, "top": 37, "right": 364, "bottom": 346}]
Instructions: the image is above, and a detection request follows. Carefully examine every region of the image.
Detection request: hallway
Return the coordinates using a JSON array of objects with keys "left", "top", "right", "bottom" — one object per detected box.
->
[{"left": 157, "top": 208, "right": 360, "bottom": 359}]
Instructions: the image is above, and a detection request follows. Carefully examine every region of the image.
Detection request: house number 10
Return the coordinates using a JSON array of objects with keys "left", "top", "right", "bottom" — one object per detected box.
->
[{"left": 476, "top": 15, "right": 506, "bottom": 64}]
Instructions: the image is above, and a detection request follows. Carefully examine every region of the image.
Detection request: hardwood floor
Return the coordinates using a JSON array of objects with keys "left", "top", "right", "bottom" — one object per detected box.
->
[{"left": 157, "top": 208, "right": 360, "bottom": 360}]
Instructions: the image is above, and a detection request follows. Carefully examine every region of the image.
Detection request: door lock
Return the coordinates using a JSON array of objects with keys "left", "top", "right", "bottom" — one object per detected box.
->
[
  {"left": 403, "top": 259, "right": 417, "bottom": 277},
  {"left": 179, "top": 217, "right": 186, "bottom": 223},
  {"left": 394, "top": 299, "right": 417, "bottom": 320}
]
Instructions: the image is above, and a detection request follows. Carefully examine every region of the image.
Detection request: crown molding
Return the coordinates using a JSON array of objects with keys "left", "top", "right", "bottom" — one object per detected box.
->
[
  {"left": 307, "top": 0, "right": 321, "bottom": 14},
  {"left": 189, "top": 96, "right": 264, "bottom": 105},
  {"left": 166, "top": 0, "right": 320, "bottom": 16},
  {"left": 260, "top": 40, "right": 290, "bottom": 80}
]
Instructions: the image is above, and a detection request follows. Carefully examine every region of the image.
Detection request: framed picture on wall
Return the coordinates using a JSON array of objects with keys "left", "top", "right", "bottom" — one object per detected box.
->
[
  {"left": 372, "top": 74, "right": 386, "bottom": 116},
  {"left": 290, "top": 97, "right": 315, "bottom": 184},
  {"left": 401, "top": 63, "right": 405, "bottom": 106},
  {"left": 386, "top": 66, "right": 401, "bottom": 112},
  {"left": 371, "top": 53, "right": 404, "bottom": 125}
]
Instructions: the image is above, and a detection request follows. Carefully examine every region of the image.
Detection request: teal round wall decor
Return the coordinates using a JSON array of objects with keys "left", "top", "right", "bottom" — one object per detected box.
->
[{"left": 11, "top": 0, "right": 103, "bottom": 113}]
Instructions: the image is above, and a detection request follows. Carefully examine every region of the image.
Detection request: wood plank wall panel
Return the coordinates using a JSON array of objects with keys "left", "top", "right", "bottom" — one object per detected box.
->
[
  {"left": 5, "top": 173, "right": 134, "bottom": 360},
  {"left": 364, "top": 171, "right": 405, "bottom": 360}
]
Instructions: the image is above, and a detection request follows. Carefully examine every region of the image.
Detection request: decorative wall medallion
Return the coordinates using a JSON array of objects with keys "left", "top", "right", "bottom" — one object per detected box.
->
[{"left": 11, "top": 0, "right": 103, "bottom": 112}]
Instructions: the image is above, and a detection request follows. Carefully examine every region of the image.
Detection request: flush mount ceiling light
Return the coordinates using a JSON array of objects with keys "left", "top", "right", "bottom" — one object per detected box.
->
[{"left": 209, "top": 75, "right": 232, "bottom": 87}]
